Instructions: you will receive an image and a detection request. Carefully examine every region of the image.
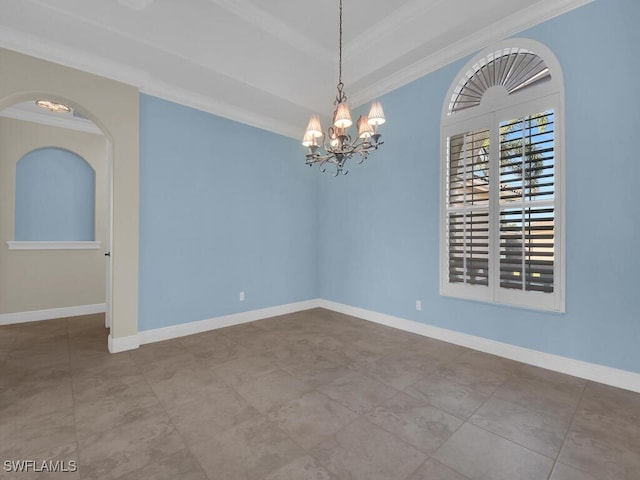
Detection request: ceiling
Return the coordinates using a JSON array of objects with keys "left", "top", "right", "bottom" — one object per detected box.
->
[{"left": 0, "top": 0, "right": 590, "bottom": 139}]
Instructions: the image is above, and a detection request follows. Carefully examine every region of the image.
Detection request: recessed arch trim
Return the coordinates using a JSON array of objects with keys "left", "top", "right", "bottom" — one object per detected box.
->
[{"left": 0, "top": 92, "right": 113, "bottom": 141}]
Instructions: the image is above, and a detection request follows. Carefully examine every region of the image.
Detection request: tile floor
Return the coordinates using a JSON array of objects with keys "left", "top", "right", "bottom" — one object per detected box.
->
[{"left": 1, "top": 308, "right": 639, "bottom": 479}]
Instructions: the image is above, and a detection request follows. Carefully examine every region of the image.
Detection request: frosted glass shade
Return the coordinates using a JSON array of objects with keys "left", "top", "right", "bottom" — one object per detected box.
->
[
  {"left": 367, "top": 101, "right": 386, "bottom": 126},
  {"left": 35, "top": 100, "right": 71, "bottom": 114},
  {"left": 357, "top": 115, "right": 373, "bottom": 138},
  {"left": 333, "top": 102, "right": 352, "bottom": 128},
  {"left": 305, "top": 115, "right": 323, "bottom": 138}
]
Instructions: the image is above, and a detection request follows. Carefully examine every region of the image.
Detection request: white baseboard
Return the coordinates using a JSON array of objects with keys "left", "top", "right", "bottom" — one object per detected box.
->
[
  {"left": 138, "top": 299, "right": 322, "bottom": 345},
  {"left": 0, "top": 303, "right": 106, "bottom": 325},
  {"left": 102, "top": 296, "right": 640, "bottom": 393},
  {"left": 317, "top": 299, "right": 640, "bottom": 394},
  {"left": 108, "top": 333, "right": 140, "bottom": 353}
]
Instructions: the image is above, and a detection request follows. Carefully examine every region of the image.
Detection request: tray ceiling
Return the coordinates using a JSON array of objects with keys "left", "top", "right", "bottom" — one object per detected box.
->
[{"left": 0, "top": 0, "right": 591, "bottom": 138}]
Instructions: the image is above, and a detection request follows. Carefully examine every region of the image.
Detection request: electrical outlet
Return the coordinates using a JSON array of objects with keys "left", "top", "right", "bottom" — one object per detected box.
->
[
  {"left": 416, "top": 300, "right": 422, "bottom": 311},
  {"left": 239, "top": 291, "right": 245, "bottom": 301}
]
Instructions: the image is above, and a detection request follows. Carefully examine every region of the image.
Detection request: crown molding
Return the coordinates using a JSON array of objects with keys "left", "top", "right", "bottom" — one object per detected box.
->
[
  {"left": 207, "top": 0, "right": 333, "bottom": 63},
  {"left": 26, "top": 0, "right": 334, "bottom": 114},
  {"left": 0, "top": 27, "right": 151, "bottom": 89},
  {"left": 141, "top": 80, "right": 301, "bottom": 139},
  {"left": 117, "top": 0, "right": 155, "bottom": 11},
  {"left": 349, "top": 0, "right": 593, "bottom": 107},
  {"left": 344, "top": 0, "right": 448, "bottom": 60},
  {"left": 0, "top": 27, "right": 302, "bottom": 139}
]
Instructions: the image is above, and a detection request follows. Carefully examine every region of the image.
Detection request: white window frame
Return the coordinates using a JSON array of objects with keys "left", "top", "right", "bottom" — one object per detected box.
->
[{"left": 440, "top": 39, "right": 565, "bottom": 312}]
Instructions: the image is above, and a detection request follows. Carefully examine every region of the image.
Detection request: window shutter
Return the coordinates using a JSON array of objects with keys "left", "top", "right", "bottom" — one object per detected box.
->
[
  {"left": 441, "top": 40, "right": 564, "bottom": 311},
  {"left": 449, "top": 49, "right": 551, "bottom": 115},
  {"left": 499, "top": 112, "right": 555, "bottom": 293},
  {"left": 447, "top": 129, "right": 490, "bottom": 286}
]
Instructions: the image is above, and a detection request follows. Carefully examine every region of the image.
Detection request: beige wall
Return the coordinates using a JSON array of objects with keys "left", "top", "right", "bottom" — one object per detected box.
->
[
  {"left": 0, "top": 48, "right": 139, "bottom": 339},
  {"left": 0, "top": 118, "right": 108, "bottom": 313}
]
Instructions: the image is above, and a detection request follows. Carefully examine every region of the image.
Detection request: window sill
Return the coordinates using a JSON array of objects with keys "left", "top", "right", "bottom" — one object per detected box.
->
[
  {"left": 6, "top": 241, "right": 101, "bottom": 250},
  {"left": 440, "top": 286, "right": 565, "bottom": 313}
]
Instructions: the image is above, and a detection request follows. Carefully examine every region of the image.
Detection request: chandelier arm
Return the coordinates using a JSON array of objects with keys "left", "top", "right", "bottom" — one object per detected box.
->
[
  {"left": 322, "top": 135, "right": 333, "bottom": 153},
  {"left": 307, "top": 152, "right": 339, "bottom": 166}
]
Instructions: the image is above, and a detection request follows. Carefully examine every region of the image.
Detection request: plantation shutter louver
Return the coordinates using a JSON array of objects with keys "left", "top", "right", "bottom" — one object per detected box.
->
[
  {"left": 499, "top": 111, "right": 555, "bottom": 293},
  {"left": 447, "top": 129, "right": 490, "bottom": 286},
  {"left": 449, "top": 49, "right": 551, "bottom": 114}
]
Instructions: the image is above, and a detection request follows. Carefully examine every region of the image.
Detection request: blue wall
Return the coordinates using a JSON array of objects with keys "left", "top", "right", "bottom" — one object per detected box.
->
[
  {"left": 15, "top": 147, "right": 95, "bottom": 241},
  {"left": 137, "top": 0, "right": 639, "bottom": 374},
  {"left": 318, "top": 0, "right": 640, "bottom": 373},
  {"left": 138, "top": 95, "right": 318, "bottom": 331}
]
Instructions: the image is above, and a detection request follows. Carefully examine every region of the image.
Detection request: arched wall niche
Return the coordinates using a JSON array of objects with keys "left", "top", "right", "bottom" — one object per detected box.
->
[
  {"left": 0, "top": 47, "right": 139, "bottom": 347},
  {"left": 15, "top": 146, "right": 97, "bottom": 242},
  {"left": 1, "top": 119, "right": 108, "bottom": 314}
]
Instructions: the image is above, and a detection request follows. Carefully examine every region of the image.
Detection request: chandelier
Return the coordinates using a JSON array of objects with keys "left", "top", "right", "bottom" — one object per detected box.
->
[{"left": 302, "top": 0, "right": 386, "bottom": 176}]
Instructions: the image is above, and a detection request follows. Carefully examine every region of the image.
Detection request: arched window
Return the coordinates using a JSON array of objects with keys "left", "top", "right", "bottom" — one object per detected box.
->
[
  {"left": 440, "top": 39, "right": 564, "bottom": 312},
  {"left": 15, "top": 147, "right": 95, "bottom": 241}
]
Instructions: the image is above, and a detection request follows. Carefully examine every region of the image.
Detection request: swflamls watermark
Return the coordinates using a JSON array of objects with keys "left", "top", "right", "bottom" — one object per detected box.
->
[{"left": 3, "top": 460, "right": 78, "bottom": 473}]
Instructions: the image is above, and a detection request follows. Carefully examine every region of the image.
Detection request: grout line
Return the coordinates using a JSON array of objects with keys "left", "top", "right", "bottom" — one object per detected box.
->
[
  {"left": 546, "top": 380, "right": 588, "bottom": 479},
  {"left": 403, "top": 459, "right": 429, "bottom": 480},
  {"left": 129, "top": 346, "right": 213, "bottom": 480},
  {"left": 65, "top": 317, "right": 83, "bottom": 478},
  {"left": 423, "top": 366, "right": 562, "bottom": 476},
  {"left": 468, "top": 413, "right": 559, "bottom": 460}
]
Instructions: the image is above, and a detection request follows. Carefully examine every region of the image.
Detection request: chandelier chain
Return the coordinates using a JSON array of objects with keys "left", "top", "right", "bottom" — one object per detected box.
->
[
  {"left": 338, "top": 0, "right": 342, "bottom": 86},
  {"left": 335, "top": 0, "right": 346, "bottom": 105}
]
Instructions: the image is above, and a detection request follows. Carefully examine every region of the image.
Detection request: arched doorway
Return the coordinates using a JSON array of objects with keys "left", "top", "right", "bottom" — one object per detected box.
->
[
  {"left": 0, "top": 96, "right": 113, "bottom": 335},
  {"left": 0, "top": 47, "right": 140, "bottom": 351}
]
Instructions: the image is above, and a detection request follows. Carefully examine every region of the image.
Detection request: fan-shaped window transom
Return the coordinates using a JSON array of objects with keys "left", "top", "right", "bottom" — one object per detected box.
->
[{"left": 448, "top": 48, "right": 551, "bottom": 115}]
